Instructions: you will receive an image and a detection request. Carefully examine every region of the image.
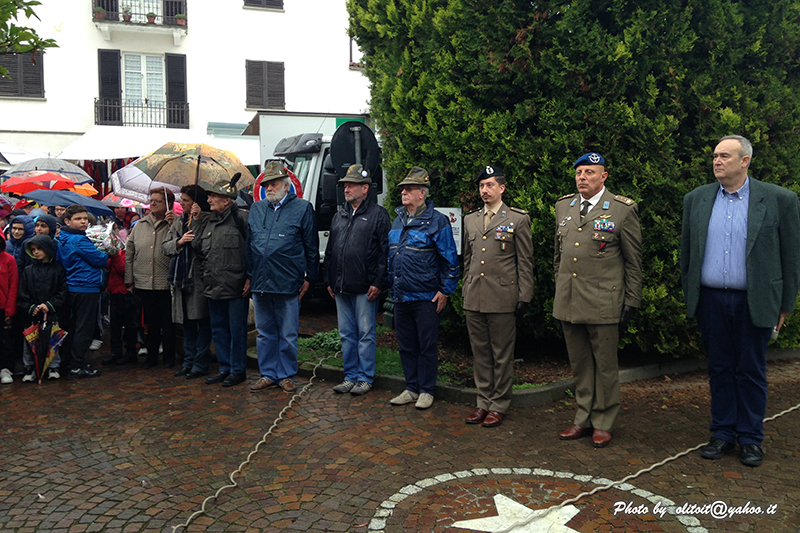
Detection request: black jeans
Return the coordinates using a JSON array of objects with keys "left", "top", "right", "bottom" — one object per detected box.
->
[
  {"left": 68, "top": 292, "right": 101, "bottom": 370},
  {"left": 137, "top": 289, "right": 175, "bottom": 365},
  {"left": 109, "top": 292, "right": 140, "bottom": 357}
]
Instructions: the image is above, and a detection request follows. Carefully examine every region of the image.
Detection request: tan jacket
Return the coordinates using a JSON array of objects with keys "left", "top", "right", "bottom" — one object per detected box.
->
[
  {"left": 552, "top": 188, "right": 642, "bottom": 324},
  {"left": 125, "top": 213, "right": 172, "bottom": 291},
  {"left": 463, "top": 202, "right": 534, "bottom": 313}
]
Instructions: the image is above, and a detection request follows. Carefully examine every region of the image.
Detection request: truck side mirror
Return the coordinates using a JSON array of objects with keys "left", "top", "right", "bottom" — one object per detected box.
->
[{"left": 322, "top": 172, "right": 339, "bottom": 205}]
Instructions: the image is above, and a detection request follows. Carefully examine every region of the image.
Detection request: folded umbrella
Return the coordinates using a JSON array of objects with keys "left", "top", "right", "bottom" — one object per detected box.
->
[{"left": 21, "top": 189, "right": 112, "bottom": 217}]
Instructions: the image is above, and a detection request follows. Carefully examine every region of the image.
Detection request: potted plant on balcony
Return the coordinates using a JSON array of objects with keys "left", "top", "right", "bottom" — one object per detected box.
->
[
  {"left": 122, "top": 5, "right": 132, "bottom": 22},
  {"left": 146, "top": 12, "right": 156, "bottom": 23},
  {"left": 93, "top": 6, "right": 106, "bottom": 20},
  {"left": 175, "top": 13, "right": 187, "bottom": 26}
]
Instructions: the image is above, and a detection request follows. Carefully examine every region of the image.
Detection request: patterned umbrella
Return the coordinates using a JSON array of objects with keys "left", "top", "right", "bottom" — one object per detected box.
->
[
  {"left": 101, "top": 192, "right": 149, "bottom": 208},
  {"left": 132, "top": 142, "right": 255, "bottom": 190},
  {"left": 23, "top": 316, "right": 68, "bottom": 384},
  {"left": 1, "top": 158, "right": 93, "bottom": 184}
]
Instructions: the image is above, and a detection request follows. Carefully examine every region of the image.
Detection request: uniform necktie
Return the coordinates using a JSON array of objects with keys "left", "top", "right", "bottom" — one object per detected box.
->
[
  {"left": 580, "top": 200, "right": 591, "bottom": 219},
  {"left": 484, "top": 209, "right": 494, "bottom": 230}
]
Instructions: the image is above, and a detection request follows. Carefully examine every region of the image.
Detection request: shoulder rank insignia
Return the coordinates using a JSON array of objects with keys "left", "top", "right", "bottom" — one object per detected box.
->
[
  {"left": 614, "top": 194, "right": 635, "bottom": 205},
  {"left": 466, "top": 208, "right": 481, "bottom": 216},
  {"left": 509, "top": 206, "right": 528, "bottom": 215},
  {"left": 559, "top": 193, "right": 577, "bottom": 202}
]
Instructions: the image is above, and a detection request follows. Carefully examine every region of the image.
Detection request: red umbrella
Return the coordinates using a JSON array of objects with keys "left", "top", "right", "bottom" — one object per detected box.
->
[{"left": 1, "top": 170, "right": 79, "bottom": 195}]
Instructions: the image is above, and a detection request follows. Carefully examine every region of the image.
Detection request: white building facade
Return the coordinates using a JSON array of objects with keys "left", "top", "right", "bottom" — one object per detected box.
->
[{"left": 0, "top": 0, "right": 370, "bottom": 157}]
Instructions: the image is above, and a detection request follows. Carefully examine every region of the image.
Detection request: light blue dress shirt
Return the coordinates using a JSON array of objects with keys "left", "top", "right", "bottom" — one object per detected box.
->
[{"left": 700, "top": 177, "right": 750, "bottom": 290}]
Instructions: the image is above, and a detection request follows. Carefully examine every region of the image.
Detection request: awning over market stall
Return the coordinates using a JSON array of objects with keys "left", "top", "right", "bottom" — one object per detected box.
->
[{"left": 57, "top": 125, "right": 261, "bottom": 165}]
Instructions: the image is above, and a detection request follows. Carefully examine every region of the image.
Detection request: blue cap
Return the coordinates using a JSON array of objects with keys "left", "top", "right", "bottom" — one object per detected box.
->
[{"left": 573, "top": 152, "right": 606, "bottom": 168}]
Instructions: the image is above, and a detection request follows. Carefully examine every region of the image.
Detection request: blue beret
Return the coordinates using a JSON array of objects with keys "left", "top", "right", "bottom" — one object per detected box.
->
[
  {"left": 573, "top": 152, "right": 606, "bottom": 168},
  {"left": 476, "top": 164, "right": 504, "bottom": 182}
]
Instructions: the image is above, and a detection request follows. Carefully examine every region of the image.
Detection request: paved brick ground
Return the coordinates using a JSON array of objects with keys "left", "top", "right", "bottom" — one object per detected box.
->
[{"left": 1, "top": 321, "right": 799, "bottom": 532}]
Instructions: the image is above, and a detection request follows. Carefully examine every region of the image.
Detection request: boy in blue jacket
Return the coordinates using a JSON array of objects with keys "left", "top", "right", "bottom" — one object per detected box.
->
[{"left": 58, "top": 205, "right": 109, "bottom": 379}]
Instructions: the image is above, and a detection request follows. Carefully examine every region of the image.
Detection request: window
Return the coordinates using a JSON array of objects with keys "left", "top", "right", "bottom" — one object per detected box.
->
[
  {"left": 97, "top": 49, "right": 188, "bottom": 127},
  {"left": 243, "top": 0, "right": 283, "bottom": 8},
  {"left": 246, "top": 60, "right": 284, "bottom": 109},
  {"left": 0, "top": 53, "right": 45, "bottom": 98}
]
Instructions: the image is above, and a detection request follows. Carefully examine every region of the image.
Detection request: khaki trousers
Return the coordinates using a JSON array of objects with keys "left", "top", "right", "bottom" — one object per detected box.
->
[
  {"left": 561, "top": 321, "right": 620, "bottom": 432},
  {"left": 466, "top": 310, "right": 517, "bottom": 413}
]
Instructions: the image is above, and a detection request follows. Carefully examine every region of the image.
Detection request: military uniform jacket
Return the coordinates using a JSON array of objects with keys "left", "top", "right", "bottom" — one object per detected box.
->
[
  {"left": 553, "top": 188, "right": 642, "bottom": 324},
  {"left": 463, "top": 202, "right": 534, "bottom": 313}
]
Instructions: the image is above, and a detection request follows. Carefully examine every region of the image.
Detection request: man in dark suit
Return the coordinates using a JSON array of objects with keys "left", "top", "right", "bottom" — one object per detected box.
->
[
  {"left": 553, "top": 152, "right": 642, "bottom": 448},
  {"left": 462, "top": 165, "right": 534, "bottom": 428},
  {"left": 681, "top": 135, "right": 800, "bottom": 467}
]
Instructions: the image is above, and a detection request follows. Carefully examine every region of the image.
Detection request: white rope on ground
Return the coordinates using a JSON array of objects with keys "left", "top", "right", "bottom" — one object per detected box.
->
[
  {"left": 170, "top": 353, "right": 341, "bottom": 533},
  {"left": 493, "top": 401, "right": 800, "bottom": 533}
]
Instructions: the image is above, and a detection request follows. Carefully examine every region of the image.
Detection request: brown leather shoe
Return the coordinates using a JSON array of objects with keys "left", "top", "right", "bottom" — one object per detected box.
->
[
  {"left": 592, "top": 429, "right": 612, "bottom": 448},
  {"left": 280, "top": 378, "right": 297, "bottom": 393},
  {"left": 482, "top": 411, "right": 504, "bottom": 428},
  {"left": 559, "top": 425, "right": 593, "bottom": 440},
  {"left": 466, "top": 408, "right": 488, "bottom": 424}
]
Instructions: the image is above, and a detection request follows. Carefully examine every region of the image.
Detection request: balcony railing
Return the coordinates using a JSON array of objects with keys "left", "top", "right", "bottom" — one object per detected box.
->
[
  {"left": 92, "top": 1, "right": 188, "bottom": 27},
  {"left": 95, "top": 98, "right": 190, "bottom": 129}
]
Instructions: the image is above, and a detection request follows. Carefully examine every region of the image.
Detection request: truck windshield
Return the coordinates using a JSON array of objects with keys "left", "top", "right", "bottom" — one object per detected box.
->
[{"left": 285, "top": 155, "right": 314, "bottom": 192}]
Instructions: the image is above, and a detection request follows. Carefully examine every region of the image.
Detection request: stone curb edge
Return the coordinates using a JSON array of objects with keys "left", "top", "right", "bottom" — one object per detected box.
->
[{"left": 297, "top": 348, "right": 800, "bottom": 408}]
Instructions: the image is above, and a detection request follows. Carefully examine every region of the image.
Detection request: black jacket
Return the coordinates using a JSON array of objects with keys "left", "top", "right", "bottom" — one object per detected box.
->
[
  {"left": 323, "top": 199, "right": 390, "bottom": 294},
  {"left": 17, "top": 235, "right": 69, "bottom": 325},
  {"left": 192, "top": 204, "right": 249, "bottom": 300}
]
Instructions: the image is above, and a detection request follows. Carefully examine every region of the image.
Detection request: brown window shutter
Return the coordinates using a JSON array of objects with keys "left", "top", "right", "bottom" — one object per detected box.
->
[
  {"left": 246, "top": 60, "right": 266, "bottom": 108},
  {"left": 266, "top": 61, "right": 285, "bottom": 109}
]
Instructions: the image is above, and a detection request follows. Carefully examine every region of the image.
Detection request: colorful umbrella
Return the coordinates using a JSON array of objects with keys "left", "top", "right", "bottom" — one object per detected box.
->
[
  {"left": 72, "top": 182, "right": 99, "bottom": 196},
  {"left": 23, "top": 316, "right": 68, "bottom": 384},
  {"left": 0, "top": 194, "right": 14, "bottom": 210},
  {"left": 132, "top": 142, "right": 256, "bottom": 190},
  {"left": 110, "top": 164, "right": 181, "bottom": 204},
  {"left": 1, "top": 171, "right": 78, "bottom": 194},
  {"left": 2, "top": 158, "right": 94, "bottom": 184},
  {"left": 21, "top": 189, "right": 113, "bottom": 217}
]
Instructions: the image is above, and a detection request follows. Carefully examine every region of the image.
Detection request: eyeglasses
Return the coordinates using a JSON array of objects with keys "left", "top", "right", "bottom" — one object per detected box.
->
[{"left": 149, "top": 199, "right": 166, "bottom": 204}]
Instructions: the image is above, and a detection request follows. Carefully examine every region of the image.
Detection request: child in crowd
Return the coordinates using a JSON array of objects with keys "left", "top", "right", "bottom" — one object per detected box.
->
[
  {"left": 0, "top": 232, "right": 19, "bottom": 384},
  {"left": 6, "top": 214, "right": 34, "bottom": 276},
  {"left": 57, "top": 205, "right": 109, "bottom": 379},
  {"left": 33, "top": 214, "right": 59, "bottom": 239},
  {"left": 105, "top": 244, "right": 139, "bottom": 366},
  {"left": 18, "top": 235, "right": 68, "bottom": 382}
]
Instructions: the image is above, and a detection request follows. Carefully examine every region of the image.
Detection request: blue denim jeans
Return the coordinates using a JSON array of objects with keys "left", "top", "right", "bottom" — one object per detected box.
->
[
  {"left": 336, "top": 292, "right": 379, "bottom": 383},
  {"left": 394, "top": 300, "right": 441, "bottom": 395},
  {"left": 252, "top": 293, "right": 299, "bottom": 382},
  {"left": 182, "top": 315, "right": 212, "bottom": 373},
  {"left": 208, "top": 297, "right": 249, "bottom": 375}
]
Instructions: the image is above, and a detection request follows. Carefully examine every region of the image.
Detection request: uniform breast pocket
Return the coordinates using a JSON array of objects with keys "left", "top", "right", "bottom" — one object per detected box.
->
[
  {"left": 591, "top": 231, "right": 616, "bottom": 256},
  {"left": 495, "top": 229, "right": 515, "bottom": 251},
  {"left": 556, "top": 227, "right": 569, "bottom": 252}
]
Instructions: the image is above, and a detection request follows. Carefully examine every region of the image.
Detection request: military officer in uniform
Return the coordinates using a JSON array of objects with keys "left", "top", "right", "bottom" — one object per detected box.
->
[
  {"left": 553, "top": 152, "right": 642, "bottom": 447},
  {"left": 462, "top": 165, "right": 534, "bottom": 428}
]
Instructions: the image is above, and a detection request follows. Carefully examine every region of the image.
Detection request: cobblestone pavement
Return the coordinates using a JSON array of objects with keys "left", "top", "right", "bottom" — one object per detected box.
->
[{"left": 1, "top": 334, "right": 799, "bottom": 532}]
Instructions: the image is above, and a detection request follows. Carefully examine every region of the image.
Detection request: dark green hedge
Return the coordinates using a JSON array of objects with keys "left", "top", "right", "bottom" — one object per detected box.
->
[{"left": 347, "top": 0, "right": 800, "bottom": 356}]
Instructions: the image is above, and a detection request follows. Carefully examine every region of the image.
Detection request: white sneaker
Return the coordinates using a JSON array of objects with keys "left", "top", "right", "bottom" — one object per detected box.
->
[
  {"left": 350, "top": 381, "right": 373, "bottom": 396},
  {"left": 390, "top": 390, "right": 419, "bottom": 405},
  {"left": 415, "top": 393, "right": 434, "bottom": 410},
  {"left": 333, "top": 380, "right": 355, "bottom": 394},
  {"left": 158, "top": 342, "right": 163, "bottom": 354},
  {"left": 89, "top": 339, "right": 103, "bottom": 351},
  {"left": 0, "top": 368, "right": 12, "bottom": 384},
  {"left": 22, "top": 371, "right": 36, "bottom": 383},
  {"left": 48, "top": 369, "right": 60, "bottom": 380},
  {"left": 138, "top": 347, "right": 148, "bottom": 355}
]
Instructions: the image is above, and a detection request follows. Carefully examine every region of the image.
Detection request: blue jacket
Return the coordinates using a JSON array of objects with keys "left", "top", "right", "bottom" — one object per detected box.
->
[
  {"left": 388, "top": 199, "right": 460, "bottom": 302},
  {"left": 57, "top": 227, "right": 109, "bottom": 293},
  {"left": 246, "top": 193, "right": 320, "bottom": 295},
  {"left": 6, "top": 214, "right": 35, "bottom": 275}
]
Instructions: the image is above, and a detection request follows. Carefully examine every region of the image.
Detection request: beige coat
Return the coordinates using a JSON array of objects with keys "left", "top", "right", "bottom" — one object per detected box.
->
[
  {"left": 463, "top": 202, "right": 534, "bottom": 313},
  {"left": 125, "top": 213, "right": 172, "bottom": 290}
]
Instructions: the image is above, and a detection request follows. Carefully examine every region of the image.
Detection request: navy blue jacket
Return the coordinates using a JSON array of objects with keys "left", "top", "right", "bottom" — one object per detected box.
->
[
  {"left": 246, "top": 193, "right": 319, "bottom": 295},
  {"left": 388, "top": 199, "right": 460, "bottom": 302}
]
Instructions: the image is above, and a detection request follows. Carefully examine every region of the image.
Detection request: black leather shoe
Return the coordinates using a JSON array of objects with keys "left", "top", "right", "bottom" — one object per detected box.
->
[
  {"left": 205, "top": 372, "right": 229, "bottom": 385},
  {"left": 700, "top": 437, "right": 735, "bottom": 460},
  {"left": 222, "top": 373, "right": 247, "bottom": 387},
  {"left": 186, "top": 370, "right": 207, "bottom": 380},
  {"left": 740, "top": 444, "right": 764, "bottom": 467},
  {"left": 174, "top": 368, "right": 190, "bottom": 377}
]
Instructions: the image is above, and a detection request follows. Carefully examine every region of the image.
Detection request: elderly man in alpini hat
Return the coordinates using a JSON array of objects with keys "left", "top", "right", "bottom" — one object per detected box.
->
[
  {"left": 387, "top": 166, "right": 460, "bottom": 410},
  {"left": 247, "top": 160, "right": 319, "bottom": 394},
  {"left": 193, "top": 173, "right": 250, "bottom": 388},
  {"left": 324, "top": 164, "right": 391, "bottom": 396}
]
